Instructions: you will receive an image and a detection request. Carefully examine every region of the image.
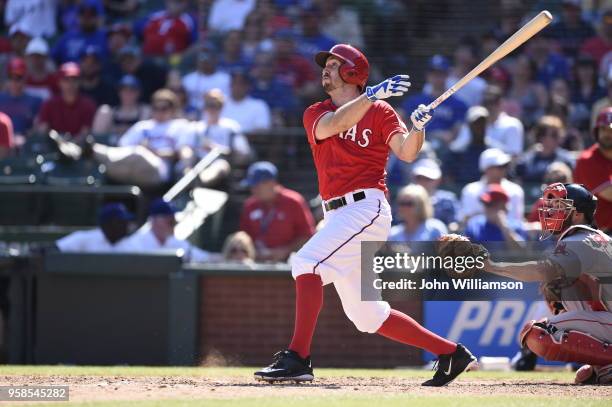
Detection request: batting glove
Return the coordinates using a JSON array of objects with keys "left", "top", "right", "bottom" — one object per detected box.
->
[
  {"left": 410, "top": 104, "right": 434, "bottom": 131},
  {"left": 365, "top": 75, "right": 411, "bottom": 102}
]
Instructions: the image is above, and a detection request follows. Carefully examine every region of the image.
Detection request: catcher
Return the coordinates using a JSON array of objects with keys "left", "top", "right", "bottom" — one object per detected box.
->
[{"left": 440, "top": 183, "right": 612, "bottom": 384}]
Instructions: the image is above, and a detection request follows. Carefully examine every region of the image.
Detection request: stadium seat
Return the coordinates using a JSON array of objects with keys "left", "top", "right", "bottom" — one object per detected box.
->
[
  {"left": 0, "top": 156, "right": 42, "bottom": 185},
  {"left": 43, "top": 160, "right": 106, "bottom": 186}
]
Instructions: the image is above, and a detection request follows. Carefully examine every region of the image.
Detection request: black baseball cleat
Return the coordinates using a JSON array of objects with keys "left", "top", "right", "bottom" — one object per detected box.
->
[
  {"left": 422, "top": 343, "right": 477, "bottom": 387},
  {"left": 254, "top": 350, "right": 314, "bottom": 383}
]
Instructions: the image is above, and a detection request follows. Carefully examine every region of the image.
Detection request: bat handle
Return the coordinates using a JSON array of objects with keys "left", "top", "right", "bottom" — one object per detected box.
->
[{"left": 427, "top": 86, "right": 456, "bottom": 111}]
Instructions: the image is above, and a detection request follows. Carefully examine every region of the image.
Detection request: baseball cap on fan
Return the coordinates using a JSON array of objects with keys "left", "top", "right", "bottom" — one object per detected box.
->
[
  {"left": 428, "top": 55, "right": 450, "bottom": 72},
  {"left": 466, "top": 106, "right": 489, "bottom": 123},
  {"left": 241, "top": 161, "right": 278, "bottom": 187},
  {"left": 149, "top": 198, "right": 178, "bottom": 217},
  {"left": 98, "top": 203, "right": 134, "bottom": 224},
  {"left": 480, "top": 184, "right": 509, "bottom": 205},
  {"left": 7, "top": 58, "right": 27, "bottom": 76},
  {"left": 59, "top": 62, "right": 80, "bottom": 78},
  {"left": 478, "top": 148, "right": 511, "bottom": 172},
  {"left": 25, "top": 37, "right": 49, "bottom": 56},
  {"left": 412, "top": 159, "right": 442, "bottom": 180}
]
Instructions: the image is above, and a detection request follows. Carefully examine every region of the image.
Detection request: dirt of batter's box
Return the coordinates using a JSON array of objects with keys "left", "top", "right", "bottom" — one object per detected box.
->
[{"left": 0, "top": 375, "right": 609, "bottom": 402}]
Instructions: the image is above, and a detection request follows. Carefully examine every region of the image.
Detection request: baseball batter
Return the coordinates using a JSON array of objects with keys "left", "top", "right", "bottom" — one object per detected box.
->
[
  {"left": 484, "top": 183, "right": 612, "bottom": 384},
  {"left": 254, "top": 44, "right": 476, "bottom": 387}
]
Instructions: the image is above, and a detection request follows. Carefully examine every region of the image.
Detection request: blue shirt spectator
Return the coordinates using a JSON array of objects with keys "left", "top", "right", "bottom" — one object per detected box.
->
[
  {"left": 0, "top": 58, "right": 42, "bottom": 135},
  {"left": 250, "top": 53, "right": 298, "bottom": 117},
  {"left": 464, "top": 184, "right": 527, "bottom": 250},
  {"left": 547, "top": 0, "right": 595, "bottom": 58},
  {"left": 52, "top": 1, "right": 108, "bottom": 64},
  {"left": 297, "top": 6, "right": 337, "bottom": 59}
]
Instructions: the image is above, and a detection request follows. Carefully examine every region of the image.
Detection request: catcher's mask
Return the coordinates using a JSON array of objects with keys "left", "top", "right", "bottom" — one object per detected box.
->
[
  {"left": 538, "top": 183, "right": 597, "bottom": 240},
  {"left": 538, "top": 183, "right": 574, "bottom": 240}
]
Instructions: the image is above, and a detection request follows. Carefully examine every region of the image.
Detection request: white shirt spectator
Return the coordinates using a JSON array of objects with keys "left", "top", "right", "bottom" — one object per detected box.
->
[
  {"left": 119, "top": 118, "right": 191, "bottom": 181},
  {"left": 221, "top": 96, "right": 271, "bottom": 133},
  {"left": 181, "top": 118, "right": 251, "bottom": 157},
  {"left": 121, "top": 227, "right": 211, "bottom": 263},
  {"left": 321, "top": 7, "right": 364, "bottom": 49},
  {"left": 56, "top": 229, "right": 128, "bottom": 253},
  {"left": 207, "top": 0, "right": 256, "bottom": 32},
  {"left": 460, "top": 178, "right": 525, "bottom": 223},
  {"left": 182, "top": 70, "right": 231, "bottom": 111},
  {"left": 485, "top": 112, "right": 524, "bottom": 156},
  {"left": 5, "top": 0, "right": 57, "bottom": 38}
]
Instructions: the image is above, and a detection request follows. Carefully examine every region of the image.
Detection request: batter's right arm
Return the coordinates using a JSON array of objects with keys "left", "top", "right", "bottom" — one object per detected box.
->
[{"left": 315, "top": 75, "right": 411, "bottom": 140}]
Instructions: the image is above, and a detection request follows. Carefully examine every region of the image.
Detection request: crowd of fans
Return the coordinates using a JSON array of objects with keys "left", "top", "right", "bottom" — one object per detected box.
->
[{"left": 0, "top": 0, "right": 611, "bottom": 263}]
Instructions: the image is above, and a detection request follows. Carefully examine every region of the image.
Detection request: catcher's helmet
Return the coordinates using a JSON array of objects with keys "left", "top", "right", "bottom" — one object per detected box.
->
[
  {"left": 538, "top": 182, "right": 597, "bottom": 238},
  {"left": 593, "top": 106, "right": 612, "bottom": 141},
  {"left": 315, "top": 44, "right": 369, "bottom": 90}
]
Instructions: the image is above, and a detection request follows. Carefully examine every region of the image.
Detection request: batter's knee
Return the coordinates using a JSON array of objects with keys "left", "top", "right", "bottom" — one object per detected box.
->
[
  {"left": 342, "top": 299, "right": 390, "bottom": 333},
  {"left": 290, "top": 251, "right": 318, "bottom": 280}
]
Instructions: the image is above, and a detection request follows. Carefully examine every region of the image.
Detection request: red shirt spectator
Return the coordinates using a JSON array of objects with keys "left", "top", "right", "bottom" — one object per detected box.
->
[
  {"left": 0, "top": 112, "right": 15, "bottom": 159},
  {"left": 580, "top": 10, "right": 612, "bottom": 66},
  {"left": 141, "top": 8, "right": 196, "bottom": 56},
  {"left": 574, "top": 143, "right": 612, "bottom": 232},
  {"left": 36, "top": 62, "right": 96, "bottom": 139},
  {"left": 274, "top": 30, "right": 316, "bottom": 91},
  {"left": 239, "top": 161, "right": 315, "bottom": 262}
]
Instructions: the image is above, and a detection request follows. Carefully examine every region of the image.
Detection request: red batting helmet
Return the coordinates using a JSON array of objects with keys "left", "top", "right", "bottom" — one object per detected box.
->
[
  {"left": 315, "top": 44, "right": 369, "bottom": 90},
  {"left": 594, "top": 106, "right": 612, "bottom": 141}
]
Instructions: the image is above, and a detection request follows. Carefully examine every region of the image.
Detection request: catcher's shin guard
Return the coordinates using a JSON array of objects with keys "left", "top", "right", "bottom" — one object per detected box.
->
[{"left": 520, "top": 319, "right": 612, "bottom": 365}]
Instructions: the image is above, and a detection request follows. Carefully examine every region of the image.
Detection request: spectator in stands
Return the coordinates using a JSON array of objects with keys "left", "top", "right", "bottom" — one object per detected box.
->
[
  {"left": 57, "top": 0, "right": 104, "bottom": 33},
  {"left": 92, "top": 75, "right": 151, "bottom": 137},
  {"left": 250, "top": 52, "right": 298, "bottom": 126},
  {"left": 255, "top": 0, "right": 292, "bottom": 38},
  {"left": 297, "top": 5, "right": 337, "bottom": 60},
  {"left": 446, "top": 106, "right": 490, "bottom": 185},
  {"left": 241, "top": 11, "right": 273, "bottom": 61},
  {"left": 528, "top": 33, "right": 570, "bottom": 88},
  {"left": 411, "top": 159, "right": 459, "bottom": 226},
  {"left": 548, "top": 89, "right": 584, "bottom": 151},
  {"left": 239, "top": 161, "right": 315, "bottom": 262},
  {"left": 104, "top": 0, "right": 140, "bottom": 21},
  {"left": 506, "top": 54, "right": 548, "bottom": 128},
  {"left": 403, "top": 55, "right": 467, "bottom": 150},
  {"left": 116, "top": 45, "right": 168, "bottom": 103},
  {"left": 141, "top": 0, "right": 197, "bottom": 56},
  {"left": 52, "top": 0, "right": 108, "bottom": 64},
  {"left": 218, "top": 30, "right": 251, "bottom": 72},
  {"left": 388, "top": 184, "right": 448, "bottom": 242},
  {"left": 182, "top": 43, "right": 231, "bottom": 112},
  {"left": 222, "top": 231, "right": 256, "bottom": 267},
  {"left": 590, "top": 69, "right": 612, "bottom": 129},
  {"left": 0, "top": 58, "right": 42, "bottom": 138},
  {"left": 23, "top": 37, "right": 57, "bottom": 101},
  {"left": 460, "top": 148, "right": 525, "bottom": 224},
  {"left": 55, "top": 203, "right": 134, "bottom": 253},
  {"left": 465, "top": 184, "right": 526, "bottom": 249},
  {"left": 516, "top": 115, "right": 575, "bottom": 183},
  {"left": 107, "top": 23, "right": 133, "bottom": 58},
  {"left": 548, "top": 0, "right": 596, "bottom": 58},
  {"left": 5, "top": 27, "right": 30, "bottom": 61},
  {"left": 273, "top": 30, "right": 318, "bottom": 102},
  {"left": 447, "top": 39, "right": 486, "bottom": 106},
  {"left": 317, "top": 0, "right": 364, "bottom": 49},
  {"left": 221, "top": 70, "right": 271, "bottom": 133},
  {"left": 482, "top": 85, "right": 524, "bottom": 156},
  {"left": 178, "top": 88, "right": 251, "bottom": 187},
  {"left": 79, "top": 45, "right": 118, "bottom": 107},
  {"left": 49, "top": 89, "right": 184, "bottom": 188},
  {"left": 0, "top": 112, "right": 14, "bottom": 159},
  {"left": 4, "top": 0, "right": 56, "bottom": 39},
  {"left": 574, "top": 107, "right": 612, "bottom": 232},
  {"left": 580, "top": 8, "right": 612, "bottom": 66},
  {"left": 571, "top": 54, "right": 605, "bottom": 131},
  {"left": 121, "top": 198, "right": 212, "bottom": 262},
  {"left": 526, "top": 161, "right": 574, "bottom": 224},
  {"left": 36, "top": 62, "right": 97, "bottom": 139},
  {"left": 208, "top": 0, "right": 256, "bottom": 33}
]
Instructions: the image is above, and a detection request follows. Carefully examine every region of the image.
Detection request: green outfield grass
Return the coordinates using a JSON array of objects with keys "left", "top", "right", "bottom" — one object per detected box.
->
[{"left": 1, "top": 366, "right": 607, "bottom": 407}]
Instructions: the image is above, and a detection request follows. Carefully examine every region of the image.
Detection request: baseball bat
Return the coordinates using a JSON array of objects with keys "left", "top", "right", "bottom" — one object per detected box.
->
[{"left": 428, "top": 10, "right": 553, "bottom": 110}]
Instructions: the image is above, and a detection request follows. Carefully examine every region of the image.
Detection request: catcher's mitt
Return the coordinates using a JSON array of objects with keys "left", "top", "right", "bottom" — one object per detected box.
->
[{"left": 435, "top": 234, "right": 489, "bottom": 279}]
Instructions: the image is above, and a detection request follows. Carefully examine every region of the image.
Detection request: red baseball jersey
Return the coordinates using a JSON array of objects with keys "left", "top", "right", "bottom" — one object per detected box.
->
[
  {"left": 303, "top": 99, "right": 407, "bottom": 200},
  {"left": 574, "top": 144, "right": 612, "bottom": 231},
  {"left": 142, "top": 11, "right": 196, "bottom": 56}
]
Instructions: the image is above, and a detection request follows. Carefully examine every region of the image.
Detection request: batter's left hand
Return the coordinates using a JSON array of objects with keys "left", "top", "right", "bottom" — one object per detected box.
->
[
  {"left": 365, "top": 75, "right": 411, "bottom": 102},
  {"left": 410, "top": 104, "right": 434, "bottom": 131}
]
